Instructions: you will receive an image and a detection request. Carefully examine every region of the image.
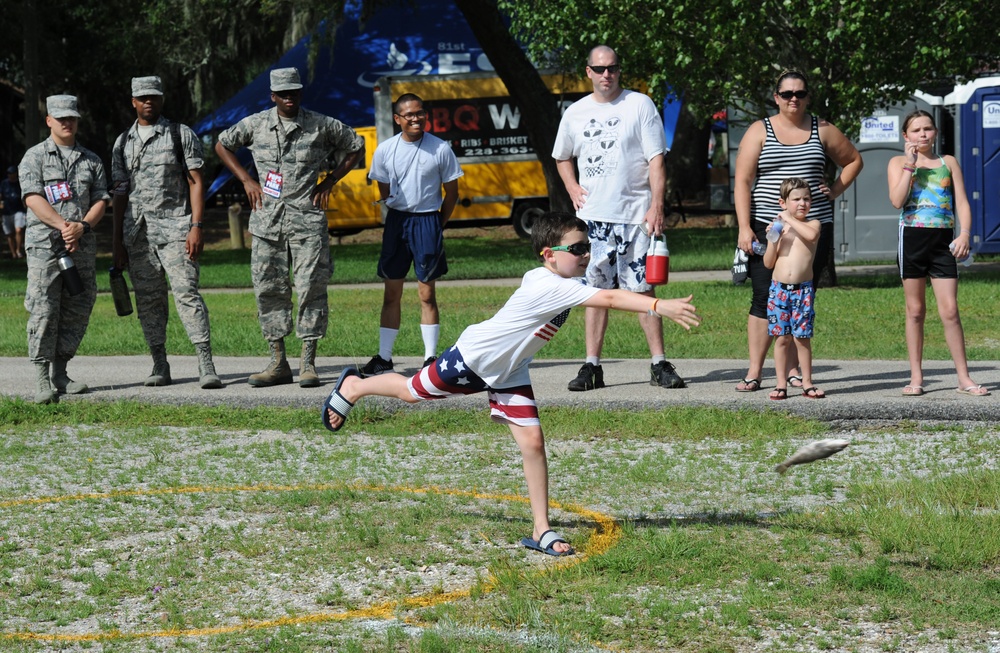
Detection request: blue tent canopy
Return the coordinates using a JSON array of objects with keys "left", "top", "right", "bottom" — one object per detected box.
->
[{"left": 194, "top": 0, "right": 489, "bottom": 135}]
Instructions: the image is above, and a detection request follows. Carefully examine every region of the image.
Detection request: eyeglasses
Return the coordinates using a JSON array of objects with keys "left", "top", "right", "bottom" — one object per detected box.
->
[
  {"left": 395, "top": 111, "right": 427, "bottom": 121},
  {"left": 588, "top": 64, "right": 620, "bottom": 75},
  {"left": 273, "top": 90, "right": 301, "bottom": 99},
  {"left": 776, "top": 90, "right": 808, "bottom": 100},
  {"left": 546, "top": 242, "right": 591, "bottom": 256}
]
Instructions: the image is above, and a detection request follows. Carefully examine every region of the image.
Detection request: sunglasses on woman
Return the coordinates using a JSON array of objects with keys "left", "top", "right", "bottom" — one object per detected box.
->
[
  {"left": 776, "top": 90, "right": 808, "bottom": 100},
  {"left": 546, "top": 242, "right": 591, "bottom": 256}
]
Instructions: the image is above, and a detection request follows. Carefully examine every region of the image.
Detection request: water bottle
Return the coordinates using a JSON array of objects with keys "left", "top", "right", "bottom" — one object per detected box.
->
[
  {"left": 48, "top": 231, "right": 84, "bottom": 296},
  {"left": 766, "top": 218, "right": 784, "bottom": 243},
  {"left": 109, "top": 266, "right": 134, "bottom": 316},
  {"left": 949, "top": 242, "right": 973, "bottom": 267},
  {"left": 751, "top": 241, "right": 767, "bottom": 256},
  {"left": 646, "top": 235, "right": 669, "bottom": 285}
]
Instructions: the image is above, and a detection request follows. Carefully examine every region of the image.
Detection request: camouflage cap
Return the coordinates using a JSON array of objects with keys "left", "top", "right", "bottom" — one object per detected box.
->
[
  {"left": 270, "top": 67, "right": 303, "bottom": 92},
  {"left": 131, "top": 76, "right": 164, "bottom": 97},
  {"left": 46, "top": 95, "right": 81, "bottom": 119}
]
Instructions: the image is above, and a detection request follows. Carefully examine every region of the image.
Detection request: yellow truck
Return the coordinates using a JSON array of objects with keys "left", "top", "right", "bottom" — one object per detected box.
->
[{"left": 323, "top": 71, "right": 589, "bottom": 237}]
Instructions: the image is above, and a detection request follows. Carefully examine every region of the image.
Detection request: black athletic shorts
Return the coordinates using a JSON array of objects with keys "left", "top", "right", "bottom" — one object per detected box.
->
[{"left": 898, "top": 226, "right": 957, "bottom": 280}]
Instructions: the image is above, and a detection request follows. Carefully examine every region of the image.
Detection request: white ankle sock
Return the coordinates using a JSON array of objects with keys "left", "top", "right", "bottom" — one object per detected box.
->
[
  {"left": 421, "top": 324, "right": 440, "bottom": 359},
  {"left": 651, "top": 354, "right": 665, "bottom": 365},
  {"left": 379, "top": 327, "right": 398, "bottom": 361},
  {"left": 586, "top": 356, "right": 600, "bottom": 366}
]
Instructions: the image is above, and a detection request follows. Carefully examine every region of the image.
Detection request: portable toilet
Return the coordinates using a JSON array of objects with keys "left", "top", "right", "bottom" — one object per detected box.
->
[
  {"left": 837, "top": 93, "right": 944, "bottom": 263},
  {"left": 944, "top": 76, "right": 1000, "bottom": 254}
]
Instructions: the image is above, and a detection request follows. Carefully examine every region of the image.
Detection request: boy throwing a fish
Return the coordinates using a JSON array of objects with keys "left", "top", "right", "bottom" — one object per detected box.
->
[{"left": 321, "top": 212, "right": 700, "bottom": 557}]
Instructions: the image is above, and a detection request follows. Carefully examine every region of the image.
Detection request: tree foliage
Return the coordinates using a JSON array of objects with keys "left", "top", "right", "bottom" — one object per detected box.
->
[
  {"left": 500, "top": 0, "right": 1000, "bottom": 134},
  {"left": 2, "top": 0, "right": 354, "bottom": 160}
]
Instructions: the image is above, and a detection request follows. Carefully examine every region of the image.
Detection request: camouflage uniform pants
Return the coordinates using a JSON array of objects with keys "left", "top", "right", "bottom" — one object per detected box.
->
[
  {"left": 24, "top": 243, "right": 97, "bottom": 363},
  {"left": 126, "top": 227, "right": 211, "bottom": 348},
  {"left": 251, "top": 232, "right": 331, "bottom": 341}
]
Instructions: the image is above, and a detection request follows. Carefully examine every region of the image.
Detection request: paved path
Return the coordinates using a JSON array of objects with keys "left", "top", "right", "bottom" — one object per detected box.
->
[
  {"left": 3, "top": 355, "right": 997, "bottom": 421},
  {"left": 6, "top": 263, "right": 999, "bottom": 422}
]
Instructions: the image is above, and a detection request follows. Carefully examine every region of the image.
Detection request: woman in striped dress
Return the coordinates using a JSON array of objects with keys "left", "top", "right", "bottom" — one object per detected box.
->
[{"left": 733, "top": 70, "right": 863, "bottom": 393}]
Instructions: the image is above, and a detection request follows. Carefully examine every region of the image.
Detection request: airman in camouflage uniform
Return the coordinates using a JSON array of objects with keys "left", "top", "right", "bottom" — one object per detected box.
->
[
  {"left": 111, "top": 76, "right": 221, "bottom": 389},
  {"left": 215, "top": 67, "right": 364, "bottom": 387},
  {"left": 19, "top": 95, "right": 110, "bottom": 404}
]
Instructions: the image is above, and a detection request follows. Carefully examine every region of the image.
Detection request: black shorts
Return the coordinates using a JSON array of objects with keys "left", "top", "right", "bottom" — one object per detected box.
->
[
  {"left": 898, "top": 226, "right": 957, "bottom": 280},
  {"left": 748, "top": 220, "right": 773, "bottom": 319},
  {"left": 812, "top": 221, "right": 833, "bottom": 282}
]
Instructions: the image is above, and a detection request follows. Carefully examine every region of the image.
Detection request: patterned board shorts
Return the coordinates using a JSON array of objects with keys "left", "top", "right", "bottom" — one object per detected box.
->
[
  {"left": 407, "top": 345, "right": 540, "bottom": 427},
  {"left": 767, "top": 280, "right": 815, "bottom": 339},
  {"left": 585, "top": 221, "right": 652, "bottom": 292}
]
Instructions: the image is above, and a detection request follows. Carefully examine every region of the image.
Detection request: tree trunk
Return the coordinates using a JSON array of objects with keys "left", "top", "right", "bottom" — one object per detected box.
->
[
  {"left": 453, "top": 0, "right": 572, "bottom": 212},
  {"left": 664, "top": 102, "right": 710, "bottom": 203},
  {"left": 23, "top": 0, "right": 41, "bottom": 148}
]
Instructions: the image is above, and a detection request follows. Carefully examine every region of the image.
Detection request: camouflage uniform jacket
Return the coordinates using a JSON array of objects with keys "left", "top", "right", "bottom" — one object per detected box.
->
[
  {"left": 112, "top": 117, "right": 204, "bottom": 246},
  {"left": 218, "top": 107, "right": 363, "bottom": 239},
  {"left": 18, "top": 137, "right": 109, "bottom": 250}
]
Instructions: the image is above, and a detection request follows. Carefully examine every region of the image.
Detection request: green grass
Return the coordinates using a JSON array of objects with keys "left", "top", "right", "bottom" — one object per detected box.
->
[
  {"left": 2, "top": 270, "right": 999, "bottom": 360},
  {"left": 3, "top": 224, "right": 998, "bottom": 361},
  {"left": 1, "top": 402, "right": 998, "bottom": 651},
  {"left": 0, "top": 225, "right": 736, "bottom": 294}
]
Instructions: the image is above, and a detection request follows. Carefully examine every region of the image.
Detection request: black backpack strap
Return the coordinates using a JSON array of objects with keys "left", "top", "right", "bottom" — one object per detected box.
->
[{"left": 169, "top": 121, "right": 195, "bottom": 185}]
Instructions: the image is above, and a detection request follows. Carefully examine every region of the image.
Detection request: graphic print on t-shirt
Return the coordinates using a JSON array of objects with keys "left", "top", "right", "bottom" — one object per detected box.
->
[
  {"left": 581, "top": 116, "right": 622, "bottom": 178},
  {"left": 533, "top": 308, "right": 571, "bottom": 342}
]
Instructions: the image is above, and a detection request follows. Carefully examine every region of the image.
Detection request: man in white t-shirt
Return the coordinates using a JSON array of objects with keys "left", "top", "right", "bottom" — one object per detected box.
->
[
  {"left": 321, "top": 211, "right": 700, "bottom": 557},
  {"left": 552, "top": 45, "right": 686, "bottom": 392},
  {"left": 361, "top": 93, "right": 463, "bottom": 378}
]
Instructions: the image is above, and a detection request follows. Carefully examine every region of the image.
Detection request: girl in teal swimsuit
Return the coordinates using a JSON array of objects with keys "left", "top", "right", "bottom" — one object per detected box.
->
[{"left": 887, "top": 110, "right": 988, "bottom": 397}]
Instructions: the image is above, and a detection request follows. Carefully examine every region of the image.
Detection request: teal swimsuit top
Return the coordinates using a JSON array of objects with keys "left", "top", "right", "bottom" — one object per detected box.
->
[{"left": 901, "top": 157, "right": 955, "bottom": 229}]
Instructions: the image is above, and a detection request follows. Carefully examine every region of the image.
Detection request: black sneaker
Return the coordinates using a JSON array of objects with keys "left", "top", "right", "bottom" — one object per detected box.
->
[
  {"left": 360, "top": 354, "right": 394, "bottom": 377},
  {"left": 567, "top": 362, "right": 605, "bottom": 392},
  {"left": 422, "top": 356, "right": 437, "bottom": 368},
  {"left": 650, "top": 360, "right": 685, "bottom": 388}
]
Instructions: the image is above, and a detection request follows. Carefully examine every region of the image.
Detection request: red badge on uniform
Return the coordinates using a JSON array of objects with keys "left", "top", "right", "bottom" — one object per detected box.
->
[
  {"left": 44, "top": 181, "right": 73, "bottom": 204},
  {"left": 262, "top": 170, "right": 283, "bottom": 198}
]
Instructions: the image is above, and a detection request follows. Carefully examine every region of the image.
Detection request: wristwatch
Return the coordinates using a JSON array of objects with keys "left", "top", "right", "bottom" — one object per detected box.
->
[
  {"left": 81, "top": 221, "right": 92, "bottom": 235},
  {"left": 189, "top": 222, "right": 203, "bottom": 229}
]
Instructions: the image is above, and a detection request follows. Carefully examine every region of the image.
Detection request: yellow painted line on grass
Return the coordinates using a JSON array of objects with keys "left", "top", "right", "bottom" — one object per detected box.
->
[{"left": 1, "top": 482, "right": 622, "bottom": 643}]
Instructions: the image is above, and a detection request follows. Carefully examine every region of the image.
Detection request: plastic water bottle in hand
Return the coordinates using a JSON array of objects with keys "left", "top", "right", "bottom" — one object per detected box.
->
[
  {"left": 949, "top": 242, "right": 973, "bottom": 267},
  {"left": 766, "top": 218, "right": 784, "bottom": 243}
]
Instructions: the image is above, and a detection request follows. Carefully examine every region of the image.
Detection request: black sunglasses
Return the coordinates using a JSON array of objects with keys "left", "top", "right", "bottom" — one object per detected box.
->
[
  {"left": 588, "top": 64, "right": 620, "bottom": 75},
  {"left": 548, "top": 242, "right": 591, "bottom": 256},
  {"left": 776, "top": 90, "right": 808, "bottom": 100}
]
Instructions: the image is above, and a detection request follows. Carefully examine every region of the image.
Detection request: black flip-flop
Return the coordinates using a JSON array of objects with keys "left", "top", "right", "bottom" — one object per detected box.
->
[
  {"left": 520, "top": 529, "right": 574, "bottom": 557},
  {"left": 322, "top": 367, "right": 359, "bottom": 432}
]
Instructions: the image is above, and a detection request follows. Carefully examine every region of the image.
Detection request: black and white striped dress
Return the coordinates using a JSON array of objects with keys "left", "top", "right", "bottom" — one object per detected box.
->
[{"left": 750, "top": 116, "right": 832, "bottom": 226}]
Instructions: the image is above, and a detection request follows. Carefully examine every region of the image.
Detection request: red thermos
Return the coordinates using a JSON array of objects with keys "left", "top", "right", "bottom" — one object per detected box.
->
[{"left": 646, "top": 235, "right": 669, "bottom": 285}]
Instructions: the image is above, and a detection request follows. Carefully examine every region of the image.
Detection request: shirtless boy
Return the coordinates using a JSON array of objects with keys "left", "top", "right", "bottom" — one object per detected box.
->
[{"left": 763, "top": 178, "right": 823, "bottom": 400}]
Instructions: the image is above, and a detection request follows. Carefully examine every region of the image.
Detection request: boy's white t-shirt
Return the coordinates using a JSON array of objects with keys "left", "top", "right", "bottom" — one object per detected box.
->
[
  {"left": 455, "top": 267, "right": 601, "bottom": 388},
  {"left": 551, "top": 89, "right": 667, "bottom": 224},
  {"left": 368, "top": 132, "right": 463, "bottom": 213}
]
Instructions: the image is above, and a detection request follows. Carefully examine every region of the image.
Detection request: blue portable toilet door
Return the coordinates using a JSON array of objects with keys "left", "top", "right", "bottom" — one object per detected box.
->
[{"left": 973, "top": 90, "right": 1000, "bottom": 253}]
